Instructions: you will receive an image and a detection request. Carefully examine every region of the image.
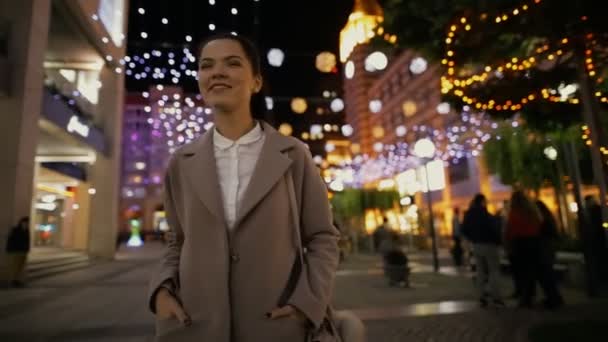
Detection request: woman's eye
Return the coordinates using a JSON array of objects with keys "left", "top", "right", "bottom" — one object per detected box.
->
[
  {"left": 199, "top": 64, "right": 211, "bottom": 70},
  {"left": 228, "top": 61, "right": 241, "bottom": 67}
]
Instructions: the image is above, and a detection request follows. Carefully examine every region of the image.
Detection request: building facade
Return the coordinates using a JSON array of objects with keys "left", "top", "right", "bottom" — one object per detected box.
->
[
  {"left": 0, "top": 0, "right": 128, "bottom": 277},
  {"left": 339, "top": 0, "right": 513, "bottom": 238},
  {"left": 121, "top": 86, "right": 209, "bottom": 236}
]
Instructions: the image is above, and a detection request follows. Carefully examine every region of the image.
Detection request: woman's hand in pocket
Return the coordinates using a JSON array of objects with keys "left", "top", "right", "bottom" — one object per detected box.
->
[
  {"left": 267, "top": 305, "right": 307, "bottom": 324},
  {"left": 155, "top": 288, "right": 192, "bottom": 326}
]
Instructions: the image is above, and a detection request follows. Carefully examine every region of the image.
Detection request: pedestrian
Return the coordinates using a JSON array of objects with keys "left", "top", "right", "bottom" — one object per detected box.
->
[
  {"left": 505, "top": 191, "right": 542, "bottom": 308},
  {"left": 461, "top": 194, "right": 505, "bottom": 307},
  {"left": 5, "top": 216, "right": 31, "bottom": 288},
  {"left": 382, "top": 232, "right": 410, "bottom": 287},
  {"left": 148, "top": 33, "right": 341, "bottom": 341},
  {"left": 451, "top": 208, "right": 464, "bottom": 267},
  {"left": 535, "top": 200, "right": 564, "bottom": 309},
  {"left": 583, "top": 195, "right": 608, "bottom": 294},
  {"left": 373, "top": 217, "right": 392, "bottom": 254}
]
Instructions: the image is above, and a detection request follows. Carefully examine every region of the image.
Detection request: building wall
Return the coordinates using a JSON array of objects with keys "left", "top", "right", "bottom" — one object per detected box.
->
[
  {"left": 120, "top": 87, "right": 208, "bottom": 234},
  {"left": 0, "top": 0, "right": 129, "bottom": 271},
  {"left": 342, "top": 44, "right": 511, "bottom": 236},
  {"left": 0, "top": 0, "right": 52, "bottom": 278}
]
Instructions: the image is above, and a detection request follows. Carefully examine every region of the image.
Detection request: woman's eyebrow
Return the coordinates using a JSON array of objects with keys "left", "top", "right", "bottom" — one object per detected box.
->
[{"left": 200, "top": 55, "right": 243, "bottom": 63}]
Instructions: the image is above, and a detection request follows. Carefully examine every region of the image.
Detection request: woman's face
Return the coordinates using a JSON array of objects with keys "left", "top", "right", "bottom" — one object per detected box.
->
[{"left": 198, "top": 39, "right": 262, "bottom": 113}]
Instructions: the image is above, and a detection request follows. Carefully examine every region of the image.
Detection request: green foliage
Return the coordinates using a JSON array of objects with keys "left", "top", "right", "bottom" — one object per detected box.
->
[
  {"left": 331, "top": 188, "right": 400, "bottom": 218},
  {"left": 482, "top": 123, "right": 557, "bottom": 191}
]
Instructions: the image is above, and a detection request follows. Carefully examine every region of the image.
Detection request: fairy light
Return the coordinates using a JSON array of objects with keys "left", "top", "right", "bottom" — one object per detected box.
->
[{"left": 440, "top": 0, "right": 608, "bottom": 112}]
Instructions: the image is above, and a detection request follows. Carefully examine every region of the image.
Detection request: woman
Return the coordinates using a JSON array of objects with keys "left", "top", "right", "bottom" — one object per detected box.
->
[
  {"left": 148, "top": 33, "right": 340, "bottom": 341},
  {"left": 505, "top": 191, "right": 542, "bottom": 308},
  {"left": 535, "top": 200, "right": 564, "bottom": 309}
]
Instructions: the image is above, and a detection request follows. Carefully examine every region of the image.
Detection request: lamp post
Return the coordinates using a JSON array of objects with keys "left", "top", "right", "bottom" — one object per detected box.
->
[{"left": 414, "top": 138, "right": 440, "bottom": 272}]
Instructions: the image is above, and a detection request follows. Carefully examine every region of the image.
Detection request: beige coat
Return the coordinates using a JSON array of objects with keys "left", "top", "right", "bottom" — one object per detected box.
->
[{"left": 148, "top": 122, "right": 340, "bottom": 342}]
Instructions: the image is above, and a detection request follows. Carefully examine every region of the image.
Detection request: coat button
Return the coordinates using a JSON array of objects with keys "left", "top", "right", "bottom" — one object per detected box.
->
[{"left": 231, "top": 252, "right": 240, "bottom": 263}]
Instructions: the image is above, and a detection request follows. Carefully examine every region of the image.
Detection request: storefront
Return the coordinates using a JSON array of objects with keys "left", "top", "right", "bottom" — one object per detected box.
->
[{"left": 32, "top": 85, "right": 108, "bottom": 251}]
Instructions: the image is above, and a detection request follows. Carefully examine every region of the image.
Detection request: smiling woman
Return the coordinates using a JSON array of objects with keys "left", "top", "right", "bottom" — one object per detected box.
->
[
  {"left": 197, "top": 33, "right": 268, "bottom": 123},
  {"left": 148, "top": 33, "right": 341, "bottom": 342}
]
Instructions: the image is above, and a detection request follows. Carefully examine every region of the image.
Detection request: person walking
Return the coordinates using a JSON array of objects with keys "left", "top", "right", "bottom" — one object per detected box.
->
[
  {"left": 461, "top": 194, "right": 505, "bottom": 307},
  {"left": 5, "top": 216, "right": 31, "bottom": 288},
  {"left": 535, "top": 200, "right": 564, "bottom": 309},
  {"left": 505, "top": 191, "right": 542, "bottom": 308},
  {"left": 373, "top": 217, "right": 392, "bottom": 254},
  {"left": 451, "top": 208, "right": 464, "bottom": 267},
  {"left": 148, "top": 33, "right": 341, "bottom": 341}
]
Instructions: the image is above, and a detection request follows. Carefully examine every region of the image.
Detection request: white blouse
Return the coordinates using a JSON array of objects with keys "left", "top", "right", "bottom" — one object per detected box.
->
[{"left": 213, "top": 122, "right": 265, "bottom": 229}]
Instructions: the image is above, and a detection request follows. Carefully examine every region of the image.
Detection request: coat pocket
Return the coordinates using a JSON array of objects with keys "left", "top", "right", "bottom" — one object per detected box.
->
[
  {"left": 266, "top": 315, "right": 308, "bottom": 341},
  {"left": 155, "top": 318, "right": 206, "bottom": 341}
]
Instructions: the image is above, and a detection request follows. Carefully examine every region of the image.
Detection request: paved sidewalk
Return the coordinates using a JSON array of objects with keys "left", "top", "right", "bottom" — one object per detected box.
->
[{"left": 0, "top": 243, "right": 605, "bottom": 341}]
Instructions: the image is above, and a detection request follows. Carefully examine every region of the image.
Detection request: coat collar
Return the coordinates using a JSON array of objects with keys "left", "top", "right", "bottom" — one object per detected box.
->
[
  {"left": 213, "top": 121, "right": 264, "bottom": 150},
  {"left": 178, "top": 121, "right": 297, "bottom": 230}
]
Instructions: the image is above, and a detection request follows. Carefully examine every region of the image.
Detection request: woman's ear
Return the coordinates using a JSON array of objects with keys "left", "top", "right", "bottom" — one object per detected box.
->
[{"left": 253, "top": 75, "right": 263, "bottom": 94}]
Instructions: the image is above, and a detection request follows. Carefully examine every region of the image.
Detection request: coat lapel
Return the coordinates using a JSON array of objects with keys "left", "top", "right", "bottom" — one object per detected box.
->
[
  {"left": 233, "top": 122, "right": 296, "bottom": 229},
  {"left": 180, "top": 130, "right": 228, "bottom": 228}
]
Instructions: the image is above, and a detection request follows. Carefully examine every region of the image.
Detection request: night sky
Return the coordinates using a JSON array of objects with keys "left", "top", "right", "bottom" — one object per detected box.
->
[{"left": 125, "top": 0, "right": 353, "bottom": 143}]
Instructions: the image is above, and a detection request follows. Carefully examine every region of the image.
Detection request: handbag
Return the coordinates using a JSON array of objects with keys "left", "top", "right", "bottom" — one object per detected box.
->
[{"left": 284, "top": 167, "right": 366, "bottom": 342}]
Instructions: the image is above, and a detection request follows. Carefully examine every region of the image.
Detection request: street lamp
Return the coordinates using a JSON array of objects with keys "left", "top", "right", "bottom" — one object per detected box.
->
[{"left": 414, "top": 138, "right": 440, "bottom": 272}]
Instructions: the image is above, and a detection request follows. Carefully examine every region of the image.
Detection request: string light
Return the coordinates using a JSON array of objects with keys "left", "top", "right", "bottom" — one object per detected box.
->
[{"left": 440, "top": 0, "right": 607, "bottom": 113}]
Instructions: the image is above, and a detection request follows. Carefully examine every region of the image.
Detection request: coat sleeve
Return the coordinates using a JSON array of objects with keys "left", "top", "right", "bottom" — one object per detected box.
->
[
  {"left": 147, "top": 164, "right": 184, "bottom": 313},
  {"left": 287, "top": 148, "right": 340, "bottom": 329}
]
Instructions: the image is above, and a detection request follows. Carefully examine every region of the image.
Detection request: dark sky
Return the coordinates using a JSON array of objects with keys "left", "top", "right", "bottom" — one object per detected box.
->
[
  {"left": 126, "top": 0, "right": 352, "bottom": 96},
  {"left": 125, "top": 0, "right": 354, "bottom": 151}
]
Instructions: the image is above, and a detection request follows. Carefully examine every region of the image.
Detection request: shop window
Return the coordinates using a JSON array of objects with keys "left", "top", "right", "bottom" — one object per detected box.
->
[
  {"left": 134, "top": 188, "right": 147, "bottom": 198},
  {"left": 59, "top": 69, "right": 76, "bottom": 83},
  {"left": 76, "top": 70, "right": 100, "bottom": 104}
]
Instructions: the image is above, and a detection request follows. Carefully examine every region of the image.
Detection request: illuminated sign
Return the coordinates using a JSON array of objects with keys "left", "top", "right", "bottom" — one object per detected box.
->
[{"left": 67, "top": 116, "right": 90, "bottom": 138}]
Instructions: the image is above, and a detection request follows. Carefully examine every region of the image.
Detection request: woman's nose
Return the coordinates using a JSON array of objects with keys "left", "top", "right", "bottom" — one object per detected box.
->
[{"left": 210, "top": 65, "right": 228, "bottom": 79}]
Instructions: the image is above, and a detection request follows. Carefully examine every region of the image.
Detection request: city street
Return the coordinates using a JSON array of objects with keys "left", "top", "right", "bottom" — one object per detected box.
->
[
  {"left": 1, "top": 243, "right": 606, "bottom": 342},
  {"left": 2, "top": 0, "right": 608, "bottom": 341}
]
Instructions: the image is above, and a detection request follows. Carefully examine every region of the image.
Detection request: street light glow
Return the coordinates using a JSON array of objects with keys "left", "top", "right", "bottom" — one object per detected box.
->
[{"left": 414, "top": 138, "right": 436, "bottom": 159}]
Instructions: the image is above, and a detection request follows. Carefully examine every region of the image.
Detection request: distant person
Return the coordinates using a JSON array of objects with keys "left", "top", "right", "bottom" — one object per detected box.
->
[
  {"left": 5, "top": 216, "right": 31, "bottom": 288},
  {"left": 462, "top": 194, "right": 504, "bottom": 307},
  {"left": 373, "top": 217, "right": 392, "bottom": 254},
  {"left": 506, "top": 191, "right": 542, "bottom": 308},
  {"left": 535, "top": 200, "right": 564, "bottom": 309},
  {"left": 583, "top": 195, "right": 608, "bottom": 294},
  {"left": 451, "top": 208, "right": 464, "bottom": 267},
  {"left": 382, "top": 233, "right": 410, "bottom": 287}
]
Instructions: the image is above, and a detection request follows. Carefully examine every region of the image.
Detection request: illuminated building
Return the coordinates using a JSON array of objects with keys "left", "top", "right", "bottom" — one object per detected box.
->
[
  {"left": 121, "top": 86, "right": 209, "bottom": 234},
  {"left": 0, "top": 1, "right": 129, "bottom": 266},
  {"left": 339, "top": 0, "right": 513, "bottom": 238}
]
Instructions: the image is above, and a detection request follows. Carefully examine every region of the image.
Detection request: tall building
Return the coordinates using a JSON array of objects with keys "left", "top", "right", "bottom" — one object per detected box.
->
[
  {"left": 0, "top": 0, "right": 128, "bottom": 274},
  {"left": 339, "top": 0, "right": 511, "bottom": 236},
  {"left": 340, "top": 0, "right": 384, "bottom": 156},
  {"left": 121, "top": 86, "right": 209, "bottom": 234}
]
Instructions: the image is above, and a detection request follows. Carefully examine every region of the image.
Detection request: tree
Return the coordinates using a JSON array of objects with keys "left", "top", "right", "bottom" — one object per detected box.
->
[
  {"left": 381, "top": 0, "right": 608, "bottom": 229},
  {"left": 381, "top": 0, "right": 607, "bottom": 121},
  {"left": 482, "top": 124, "right": 552, "bottom": 193}
]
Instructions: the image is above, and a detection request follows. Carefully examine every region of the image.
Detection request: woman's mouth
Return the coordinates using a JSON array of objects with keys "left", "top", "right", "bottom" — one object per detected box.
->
[{"left": 209, "top": 83, "right": 232, "bottom": 91}]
